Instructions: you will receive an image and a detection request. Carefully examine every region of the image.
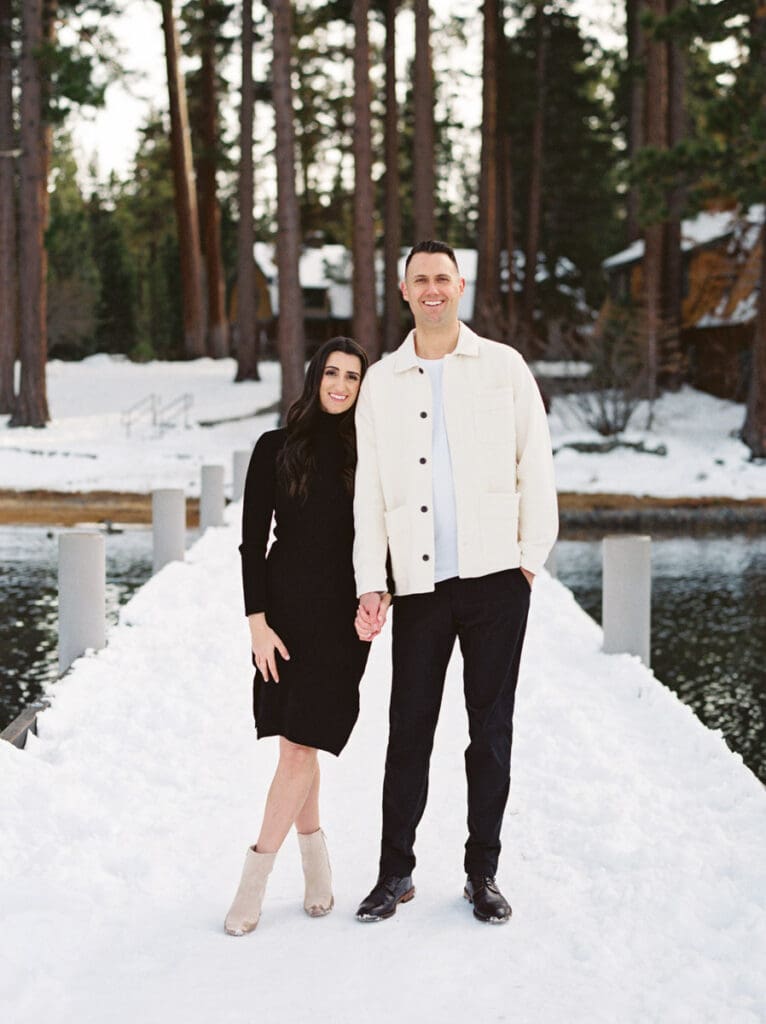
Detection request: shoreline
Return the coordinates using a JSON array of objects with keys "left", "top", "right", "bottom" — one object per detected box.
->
[{"left": 0, "top": 488, "right": 764, "bottom": 531}]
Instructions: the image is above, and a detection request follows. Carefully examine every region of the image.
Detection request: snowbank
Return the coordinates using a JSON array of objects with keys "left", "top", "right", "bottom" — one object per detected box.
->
[{"left": 1, "top": 356, "right": 764, "bottom": 500}]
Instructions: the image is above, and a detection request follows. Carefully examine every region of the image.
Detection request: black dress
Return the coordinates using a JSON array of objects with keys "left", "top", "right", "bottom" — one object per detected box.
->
[{"left": 239, "top": 414, "right": 370, "bottom": 756}]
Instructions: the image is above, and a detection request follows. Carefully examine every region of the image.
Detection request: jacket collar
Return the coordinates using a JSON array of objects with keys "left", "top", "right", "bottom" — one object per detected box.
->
[{"left": 392, "top": 322, "right": 480, "bottom": 373}]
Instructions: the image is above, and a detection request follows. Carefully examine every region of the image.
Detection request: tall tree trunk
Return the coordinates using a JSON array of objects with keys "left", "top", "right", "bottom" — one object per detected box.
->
[
  {"left": 661, "top": 0, "right": 686, "bottom": 390},
  {"left": 199, "top": 0, "right": 228, "bottom": 358},
  {"left": 352, "top": 0, "right": 379, "bottom": 361},
  {"left": 0, "top": 0, "right": 17, "bottom": 413},
  {"left": 474, "top": 0, "right": 503, "bottom": 340},
  {"left": 272, "top": 0, "right": 305, "bottom": 418},
  {"left": 626, "top": 0, "right": 646, "bottom": 244},
  {"left": 160, "top": 0, "right": 206, "bottom": 360},
  {"left": 12, "top": 0, "right": 49, "bottom": 426},
  {"left": 743, "top": 226, "right": 766, "bottom": 456},
  {"left": 501, "top": 131, "right": 517, "bottom": 345},
  {"left": 235, "top": 0, "right": 260, "bottom": 382},
  {"left": 382, "top": 0, "right": 401, "bottom": 354},
  {"left": 642, "top": 0, "right": 669, "bottom": 406},
  {"left": 413, "top": 0, "right": 434, "bottom": 240},
  {"left": 743, "top": 12, "right": 766, "bottom": 456},
  {"left": 520, "top": 2, "right": 547, "bottom": 353}
]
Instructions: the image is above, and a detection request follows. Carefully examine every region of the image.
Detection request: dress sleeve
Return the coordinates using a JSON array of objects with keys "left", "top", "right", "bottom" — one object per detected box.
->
[{"left": 239, "top": 431, "right": 279, "bottom": 616}]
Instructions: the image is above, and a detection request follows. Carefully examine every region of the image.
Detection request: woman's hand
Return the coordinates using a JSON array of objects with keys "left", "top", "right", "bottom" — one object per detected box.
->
[
  {"left": 248, "top": 613, "right": 290, "bottom": 682},
  {"left": 355, "top": 591, "right": 392, "bottom": 642}
]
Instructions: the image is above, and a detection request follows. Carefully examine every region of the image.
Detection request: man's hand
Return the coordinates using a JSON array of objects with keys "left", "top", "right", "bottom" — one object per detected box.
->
[
  {"left": 249, "top": 613, "right": 290, "bottom": 682},
  {"left": 520, "top": 567, "right": 535, "bottom": 589},
  {"left": 355, "top": 591, "right": 392, "bottom": 641}
]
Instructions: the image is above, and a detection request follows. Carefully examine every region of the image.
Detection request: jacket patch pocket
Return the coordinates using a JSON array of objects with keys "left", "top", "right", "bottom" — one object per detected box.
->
[
  {"left": 475, "top": 387, "right": 514, "bottom": 446},
  {"left": 480, "top": 492, "right": 521, "bottom": 560}
]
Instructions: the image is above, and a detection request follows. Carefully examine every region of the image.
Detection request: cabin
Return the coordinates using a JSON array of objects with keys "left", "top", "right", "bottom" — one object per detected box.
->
[
  {"left": 602, "top": 206, "right": 763, "bottom": 400},
  {"left": 231, "top": 241, "right": 480, "bottom": 353}
]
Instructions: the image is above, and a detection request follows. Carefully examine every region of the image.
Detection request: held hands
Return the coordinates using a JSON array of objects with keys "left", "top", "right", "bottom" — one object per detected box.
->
[
  {"left": 355, "top": 591, "right": 392, "bottom": 642},
  {"left": 249, "top": 613, "right": 290, "bottom": 682}
]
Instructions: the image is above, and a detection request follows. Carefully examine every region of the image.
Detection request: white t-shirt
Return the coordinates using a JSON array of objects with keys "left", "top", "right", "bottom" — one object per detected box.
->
[{"left": 416, "top": 356, "right": 459, "bottom": 583}]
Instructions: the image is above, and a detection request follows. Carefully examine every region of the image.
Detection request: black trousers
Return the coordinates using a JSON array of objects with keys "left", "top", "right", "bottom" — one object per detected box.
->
[{"left": 379, "top": 568, "right": 530, "bottom": 879}]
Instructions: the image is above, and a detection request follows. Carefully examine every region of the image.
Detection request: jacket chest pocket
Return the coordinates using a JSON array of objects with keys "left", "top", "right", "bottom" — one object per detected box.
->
[{"left": 474, "top": 388, "right": 515, "bottom": 446}]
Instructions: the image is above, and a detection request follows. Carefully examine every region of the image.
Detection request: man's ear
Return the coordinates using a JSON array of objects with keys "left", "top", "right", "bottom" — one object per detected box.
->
[{"left": 400, "top": 280, "right": 409, "bottom": 302}]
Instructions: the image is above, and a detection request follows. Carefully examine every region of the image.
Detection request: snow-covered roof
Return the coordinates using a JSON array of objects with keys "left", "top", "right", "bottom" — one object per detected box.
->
[{"left": 602, "top": 206, "right": 765, "bottom": 271}]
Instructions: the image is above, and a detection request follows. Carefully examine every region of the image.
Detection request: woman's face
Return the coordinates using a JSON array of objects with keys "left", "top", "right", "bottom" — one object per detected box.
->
[{"left": 318, "top": 350, "right": 363, "bottom": 414}]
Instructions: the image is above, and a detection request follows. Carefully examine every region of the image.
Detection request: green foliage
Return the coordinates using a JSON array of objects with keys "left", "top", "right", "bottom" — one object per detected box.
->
[
  {"left": 46, "top": 132, "right": 100, "bottom": 357},
  {"left": 506, "top": 1, "right": 622, "bottom": 311}
]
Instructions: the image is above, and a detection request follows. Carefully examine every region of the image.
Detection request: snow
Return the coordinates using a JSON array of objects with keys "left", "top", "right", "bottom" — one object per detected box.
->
[
  {"left": 1, "top": 355, "right": 763, "bottom": 500},
  {"left": 1, "top": 355, "right": 766, "bottom": 1020},
  {"left": 602, "top": 206, "right": 765, "bottom": 271},
  {"left": 1, "top": 506, "right": 764, "bottom": 1023}
]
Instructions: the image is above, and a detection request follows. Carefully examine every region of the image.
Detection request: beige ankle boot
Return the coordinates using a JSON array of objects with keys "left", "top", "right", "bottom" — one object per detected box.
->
[
  {"left": 224, "top": 846, "right": 276, "bottom": 936},
  {"left": 297, "top": 828, "right": 333, "bottom": 917}
]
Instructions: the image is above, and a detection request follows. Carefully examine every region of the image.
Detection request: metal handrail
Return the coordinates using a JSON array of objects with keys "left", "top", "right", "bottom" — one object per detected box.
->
[
  {"left": 157, "top": 393, "right": 194, "bottom": 433},
  {"left": 121, "top": 394, "right": 159, "bottom": 436}
]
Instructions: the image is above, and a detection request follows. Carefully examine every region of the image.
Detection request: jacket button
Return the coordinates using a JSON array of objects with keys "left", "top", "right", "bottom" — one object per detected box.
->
[
  {"left": 419, "top": 457, "right": 427, "bottom": 464},
  {"left": 422, "top": 554, "right": 430, "bottom": 561},
  {"left": 420, "top": 411, "right": 427, "bottom": 418},
  {"left": 418, "top": 367, "right": 424, "bottom": 374},
  {"left": 420, "top": 505, "right": 428, "bottom": 513}
]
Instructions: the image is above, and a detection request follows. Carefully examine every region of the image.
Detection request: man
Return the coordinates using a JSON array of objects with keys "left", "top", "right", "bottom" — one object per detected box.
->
[{"left": 352, "top": 240, "right": 558, "bottom": 925}]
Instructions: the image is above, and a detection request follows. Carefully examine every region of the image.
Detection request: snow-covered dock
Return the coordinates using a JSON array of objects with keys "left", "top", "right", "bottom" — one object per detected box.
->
[{"left": 2, "top": 509, "right": 764, "bottom": 1024}]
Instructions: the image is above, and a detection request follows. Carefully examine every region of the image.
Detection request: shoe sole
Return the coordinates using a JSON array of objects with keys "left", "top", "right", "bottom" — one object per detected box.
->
[
  {"left": 356, "top": 886, "right": 415, "bottom": 922},
  {"left": 463, "top": 888, "right": 511, "bottom": 924}
]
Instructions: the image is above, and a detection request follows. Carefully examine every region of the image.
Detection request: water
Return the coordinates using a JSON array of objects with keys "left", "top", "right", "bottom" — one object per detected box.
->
[
  {"left": 555, "top": 535, "right": 766, "bottom": 784},
  {"left": 0, "top": 526, "right": 159, "bottom": 732}
]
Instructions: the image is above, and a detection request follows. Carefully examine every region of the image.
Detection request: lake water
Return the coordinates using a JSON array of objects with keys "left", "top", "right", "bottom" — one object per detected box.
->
[
  {"left": 0, "top": 526, "right": 160, "bottom": 731},
  {"left": 554, "top": 535, "right": 766, "bottom": 784},
  {"left": 1, "top": 527, "right": 764, "bottom": 784}
]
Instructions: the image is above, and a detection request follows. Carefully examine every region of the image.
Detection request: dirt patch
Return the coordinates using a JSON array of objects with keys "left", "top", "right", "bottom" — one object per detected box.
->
[{"left": 0, "top": 489, "right": 201, "bottom": 527}]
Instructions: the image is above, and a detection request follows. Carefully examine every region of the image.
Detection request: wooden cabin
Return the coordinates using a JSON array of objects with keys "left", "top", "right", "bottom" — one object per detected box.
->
[{"left": 602, "top": 206, "right": 763, "bottom": 400}]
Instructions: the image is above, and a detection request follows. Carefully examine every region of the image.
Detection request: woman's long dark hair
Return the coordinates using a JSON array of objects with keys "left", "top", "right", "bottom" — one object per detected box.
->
[{"left": 277, "top": 337, "right": 369, "bottom": 500}]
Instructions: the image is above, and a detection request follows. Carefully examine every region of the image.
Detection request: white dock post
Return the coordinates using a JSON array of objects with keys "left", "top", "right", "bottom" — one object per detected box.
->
[
  {"left": 152, "top": 488, "right": 186, "bottom": 573},
  {"left": 58, "top": 531, "right": 106, "bottom": 675},
  {"left": 602, "top": 534, "right": 651, "bottom": 666},
  {"left": 545, "top": 542, "right": 557, "bottom": 579},
  {"left": 200, "top": 464, "right": 225, "bottom": 530},
  {"left": 232, "top": 449, "right": 251, "bottom": 503}
]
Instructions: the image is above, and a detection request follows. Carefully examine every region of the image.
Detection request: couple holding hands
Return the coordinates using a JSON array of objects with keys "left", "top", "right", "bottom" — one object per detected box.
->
[{"left": 225, "top": 240, "right": 558, "bottom": 935}]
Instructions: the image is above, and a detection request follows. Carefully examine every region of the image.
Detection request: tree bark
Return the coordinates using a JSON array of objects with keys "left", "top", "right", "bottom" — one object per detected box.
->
[
  {"left": 743, "top": 225, "right": 766, "bottom": 456},
  {"left": 413, "top": 0, "right": 434, "bottom": 240},
  {"left": 474, "top": 0, "right": 503, "bottom": 340},
  {"left": 643, "top": 0, "right": 669, "bottom": 403},
  {"left": 661, "top": 0, "right": 686, "bottom": 390},
  {"left": 0, "top": 0, "right": 17, "bottom": 413},
  {"left": 382, "top": 0, "right": 401, "bottom": 354},
  {"left": 520, "top": 2, "right": 547, "bottom": 353},
  {"left": 501, "top": 131, "right": 517, "bottom": 345},
  {"left": 626, "top": 0, "right": 646, "bottom": 244},
  {"left": 352, "top": 0, "right": 379, "bottom": 361},
  {"left": 12, "top": 0, "right": 49, "bottom": 426},
  {"left": 199, "top": 0, "right": 228, "bottom": 358},
  {"left": 160, "top": 0, "right": 206, "bottom": 360},
  {"left": 235, "top": 0, "right": 260, "bottom": 382},
  {"left": 743, "top": 12, "right": 766, "bottom": 455},
  {"left": 272, "top": 0, "right": 305, "bottom": 418}
]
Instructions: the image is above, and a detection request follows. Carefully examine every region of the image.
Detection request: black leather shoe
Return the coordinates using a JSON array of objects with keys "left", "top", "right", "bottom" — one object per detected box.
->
[
  {"left": 463, "top": 876, "right": 512, "bottom": 924},
  {"left": 356, "top": 875, "right": 415, "bottom": 922}
]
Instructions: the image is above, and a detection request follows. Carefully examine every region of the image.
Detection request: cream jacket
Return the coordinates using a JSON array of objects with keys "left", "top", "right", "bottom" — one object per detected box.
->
[{"left": 353, "top": 323, "right": 558, "bottom": 597}]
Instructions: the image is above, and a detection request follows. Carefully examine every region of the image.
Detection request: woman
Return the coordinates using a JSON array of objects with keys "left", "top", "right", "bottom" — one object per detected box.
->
[{"left": 225, "top": 338, "right": 390, "bottom": 936}]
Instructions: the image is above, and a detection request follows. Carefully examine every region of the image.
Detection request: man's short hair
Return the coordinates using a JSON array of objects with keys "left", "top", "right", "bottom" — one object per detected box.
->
[{"left": 405, "top": 240, "right": 460, "bottom": 275}]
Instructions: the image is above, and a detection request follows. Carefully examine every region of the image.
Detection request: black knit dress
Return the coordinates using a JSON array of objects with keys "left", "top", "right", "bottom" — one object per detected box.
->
[{"left": 239, "top": 414, "right": 370, "bottom": 756}]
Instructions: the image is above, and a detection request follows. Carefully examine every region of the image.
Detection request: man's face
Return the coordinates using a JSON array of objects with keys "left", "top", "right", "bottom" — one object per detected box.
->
[{"left": 401, "top": 252, "right": 465, "bottom": 330}]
